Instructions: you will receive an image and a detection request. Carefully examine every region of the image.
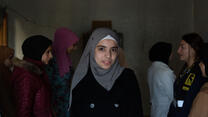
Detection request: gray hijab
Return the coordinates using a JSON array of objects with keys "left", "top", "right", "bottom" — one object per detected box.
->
[{"left": 69, "top": 28, "right": 124, "bottom": 108}]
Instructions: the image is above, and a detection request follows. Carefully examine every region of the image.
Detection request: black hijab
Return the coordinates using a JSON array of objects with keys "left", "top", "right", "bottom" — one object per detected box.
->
[
  {"left": 149, "top": 42, "right": 172, "bottom": 65},
  {"left": 22, "top": 35, "right": 52, "bottom": 61}
]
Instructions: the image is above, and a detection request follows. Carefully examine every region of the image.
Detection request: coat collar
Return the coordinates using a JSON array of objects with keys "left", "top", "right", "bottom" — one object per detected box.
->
[{"left": 13, "top": 57, "right": 44, "bottom": 75}]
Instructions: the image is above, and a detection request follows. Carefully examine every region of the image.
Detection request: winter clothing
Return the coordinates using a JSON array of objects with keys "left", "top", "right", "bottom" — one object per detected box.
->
[
  {"left": 11, "top": 35, "right": 53, "bottom": 117},
  {"left": 71, "top": 68, "right": 143, "bottom": 117},
  {"left": 11, "top": 58, "right": 53, "bottom": 117},
  {"left": 148, "top": 61, "right": 175, "bottom": 117}
]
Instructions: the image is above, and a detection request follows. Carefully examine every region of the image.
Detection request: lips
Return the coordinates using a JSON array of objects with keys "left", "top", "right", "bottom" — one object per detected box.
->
[{"left": 103, "top": 61, "right": 111, "bottom": 65}]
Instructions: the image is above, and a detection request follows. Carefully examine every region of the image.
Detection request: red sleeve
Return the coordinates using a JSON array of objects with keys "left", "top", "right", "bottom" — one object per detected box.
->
[{"left": 13, "top": 73, "right": 39, "bottom": 117}]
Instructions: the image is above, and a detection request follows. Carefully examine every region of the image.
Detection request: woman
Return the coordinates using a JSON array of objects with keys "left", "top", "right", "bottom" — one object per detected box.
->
[
  {"left": 69, "top": 28, "right": 143, "bottom": 117},
  {"left": 46, "top": 27, "right": 79, "bottom": 117},
  {"left": 11, "top": 35, "right": 53, "bottom": 117},
  {"left": 188, "top": 43, "right": 208, "bottom": 117},
  {"left": 148, "top": 42, "right": 176, "bottom": 117},
  {"left": 168, "top": 33, "right": 205, "bottom": 117}
]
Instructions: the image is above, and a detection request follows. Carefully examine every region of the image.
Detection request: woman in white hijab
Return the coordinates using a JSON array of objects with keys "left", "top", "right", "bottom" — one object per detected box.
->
[{"left": 69, "top": 28, "right": 143, "bottom": 117}]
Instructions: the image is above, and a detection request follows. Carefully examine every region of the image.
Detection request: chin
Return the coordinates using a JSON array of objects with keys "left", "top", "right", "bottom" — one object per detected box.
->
[
  {"left": 102, "top": 67, "right": 110, "bottom": 70},
  {"left": 101, "top": 66, "right": 111, "bottom": 70}
]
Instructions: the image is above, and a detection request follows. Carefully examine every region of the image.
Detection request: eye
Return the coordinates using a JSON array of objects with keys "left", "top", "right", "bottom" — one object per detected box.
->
[
  {"left": 46, "top": 49, "right": 52, "bottom": 55},
  {"left": 111, "top": 47, "right": 118, "bottom": 53},
  {"left": 47, "top": 50, "right": 50, "bottom": 54},
  {"left": 97, "top": 47, "right": 105, "bottom": 51},
  {"left": 181, "top": 45, "right": 185, "bottom": 49}
]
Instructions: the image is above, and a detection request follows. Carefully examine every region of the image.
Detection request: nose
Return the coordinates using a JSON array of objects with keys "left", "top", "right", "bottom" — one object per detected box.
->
[
  {"left": 49, "top": 52, "right": 53, "bottom": 59},
  {"left": 105, "top": 50, "right": 111, "bottom": 58}
]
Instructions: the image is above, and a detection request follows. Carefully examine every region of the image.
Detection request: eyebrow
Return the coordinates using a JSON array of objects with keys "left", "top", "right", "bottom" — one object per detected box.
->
[
  {"left": 96, "top": 45, "right": 106, "bottom": 48},
  {"left": 96, "top": 45, "right": 118, "bottom": 48}
]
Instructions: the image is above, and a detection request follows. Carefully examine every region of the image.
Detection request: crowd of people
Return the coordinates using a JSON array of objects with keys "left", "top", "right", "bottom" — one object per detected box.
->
[{"left": 0, "top": 27, "right": 208, "bottom": 117}]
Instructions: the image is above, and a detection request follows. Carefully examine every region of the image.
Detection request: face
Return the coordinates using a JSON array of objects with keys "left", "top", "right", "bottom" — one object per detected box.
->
[
  {"left": 94, "top": 39, "right": 119, "bottom": 69},
  {"left": 41, "top": 46, "right": 53, "bottom": 64},
  {"left": 177, "top": 40, "right": 196, "bottom": 63},
  {"left": 67, "top": 42, "right": 78, "bottom": 54},
  {"left": 199, "top": 62, "right": 207, "bottom": 77}
]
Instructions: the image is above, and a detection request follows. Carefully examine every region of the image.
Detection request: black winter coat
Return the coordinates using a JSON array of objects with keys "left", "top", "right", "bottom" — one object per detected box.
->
[{"left": 71, "top": 68, "right": 144, "bottom": 117}]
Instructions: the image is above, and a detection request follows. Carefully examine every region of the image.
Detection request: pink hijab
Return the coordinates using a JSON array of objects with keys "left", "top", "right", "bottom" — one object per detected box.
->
[{"left": 52, "top": 27, "right": 79, "bottom": 77}]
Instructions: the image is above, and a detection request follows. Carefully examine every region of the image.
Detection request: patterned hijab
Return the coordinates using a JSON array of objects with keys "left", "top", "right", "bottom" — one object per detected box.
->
[
  {"left": 52, "top": 27, "right": 79, "bottom": 77},
  {"left": 69, "top": 28, "right": 124, "bottom": 108}
]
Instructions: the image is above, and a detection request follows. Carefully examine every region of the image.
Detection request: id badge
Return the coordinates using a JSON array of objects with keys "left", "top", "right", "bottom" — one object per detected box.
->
[{"left": 177, "top": 100, "right": 184, "bottom": 107}]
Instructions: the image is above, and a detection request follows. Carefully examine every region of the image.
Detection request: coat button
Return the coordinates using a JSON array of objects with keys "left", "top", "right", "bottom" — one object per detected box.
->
[
  {"left": 114, "top": 103, "right": 119, "bottom": 108},
  {"left": 90, "top": 103, "right": 95, "bottom": 109}
]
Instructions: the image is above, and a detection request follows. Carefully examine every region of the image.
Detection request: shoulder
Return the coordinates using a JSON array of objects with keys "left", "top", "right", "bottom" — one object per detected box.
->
[
  {"left": 154, "top": 69, "right": 175, "bottom": 83},
  {"left": 13, "top": 66, "right": 32, "bottom": 77},
  {"left": 152, "top": 62, "right": 174, "bottom": 75},
  {"left": 158, "top": 68, "right": 175, "bottom": 77},
  {"left": 148, "top": 66, "right": 175, "bottom": 84},
  {"left": 121, "top": 68, "right": 136, "bottom": 76},
  {"left": 117, "top": 68, "right": 141, "bottom": 93},
  {"left": 12, "top": 66, "right": 39, "bottom": 82},
  {"left": 118, "top": 68, "right": 138, "bottom": 83},
  {"left": 11, "top": 66, "right": 42, "bottom": 89},
  {"left": 148, "top": 61, "right": 171, "bottom": 72}
]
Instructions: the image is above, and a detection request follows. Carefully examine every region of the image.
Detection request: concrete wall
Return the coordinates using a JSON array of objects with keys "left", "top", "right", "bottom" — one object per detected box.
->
[{"left": 3, "top": 0, "right": 195, "bottom": 115}]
